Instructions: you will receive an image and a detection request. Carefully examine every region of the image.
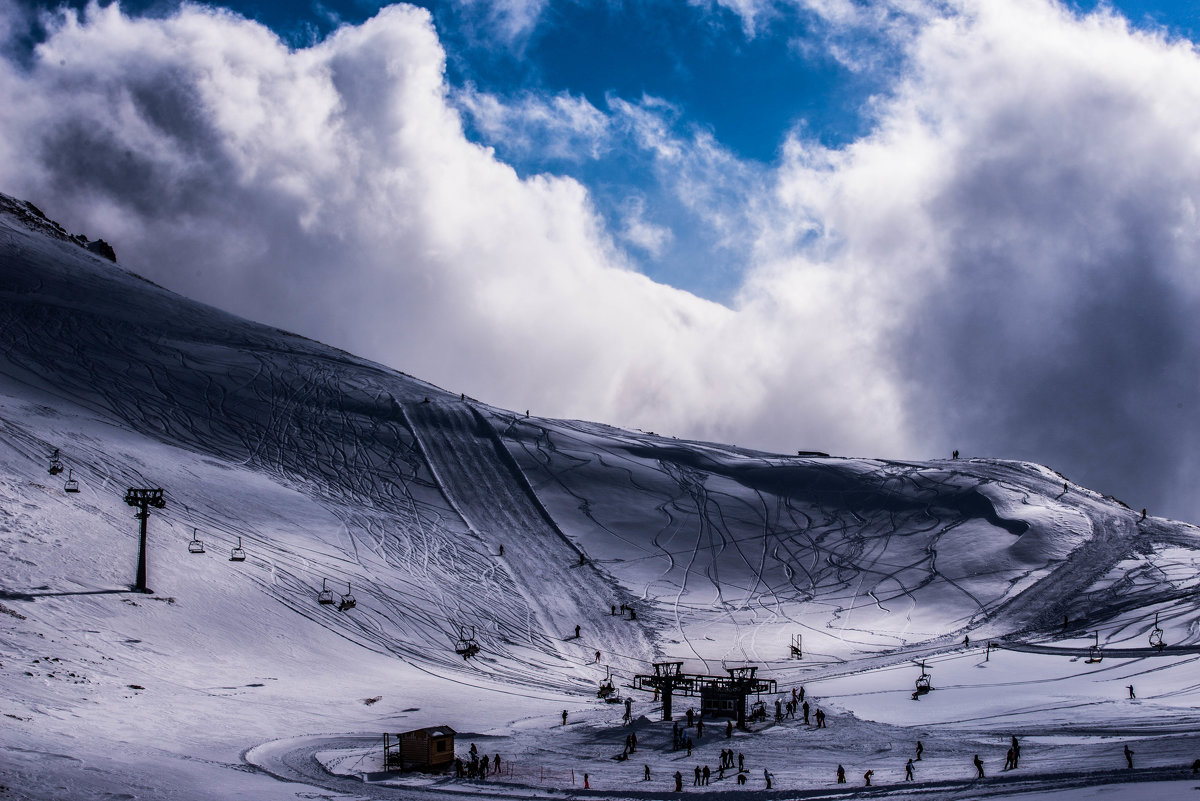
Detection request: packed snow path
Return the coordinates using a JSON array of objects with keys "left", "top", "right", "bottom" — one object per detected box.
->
[{"left": 404, "top": 400, "right": 658, "bottom": 678}]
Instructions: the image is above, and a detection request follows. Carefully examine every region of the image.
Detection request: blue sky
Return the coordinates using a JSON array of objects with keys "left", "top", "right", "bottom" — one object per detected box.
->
[{"left": 23, "top": 0, "right": 1194, "bottom": 301}]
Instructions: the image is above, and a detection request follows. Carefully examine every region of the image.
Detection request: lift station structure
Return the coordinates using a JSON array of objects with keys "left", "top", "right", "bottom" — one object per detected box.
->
[{"left": 633, "top": 663, "right": 776, "bottom": 728}]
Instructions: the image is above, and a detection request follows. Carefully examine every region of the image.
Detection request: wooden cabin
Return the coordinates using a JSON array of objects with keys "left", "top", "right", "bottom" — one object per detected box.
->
[{"left": 383, "top": 726, "right": 456, "bottom": 772}]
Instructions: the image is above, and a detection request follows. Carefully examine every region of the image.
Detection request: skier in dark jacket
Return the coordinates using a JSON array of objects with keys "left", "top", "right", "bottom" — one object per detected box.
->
[
  {"left": 674, "top": 770, "right": 683, "bottom": 791},
  {"left": 1124, "top": 744, "right": 1134, "bottom": 769},
  {"left": 974, "top": 754, "right": 985, "bottom": 778},
  {"left": 836, "top": 764, "right": 846, "bottom": 783}
]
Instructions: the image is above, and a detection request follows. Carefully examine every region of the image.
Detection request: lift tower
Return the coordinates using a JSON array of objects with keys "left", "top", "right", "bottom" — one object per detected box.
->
[{"left": 124, "top": 488, "right": 165, "bottom": 593}]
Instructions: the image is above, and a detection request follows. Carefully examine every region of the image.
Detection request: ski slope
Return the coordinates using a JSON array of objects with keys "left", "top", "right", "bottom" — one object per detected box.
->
[{"left": 3, "top": 191, "right": 1200, "bottom": 800}]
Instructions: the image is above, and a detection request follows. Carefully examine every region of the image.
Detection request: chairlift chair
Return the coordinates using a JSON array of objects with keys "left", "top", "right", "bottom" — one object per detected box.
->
[
  {"left": 188, "top": 528, "right": 205, "bottom": 554},
  {"left": 338, "top": 582, "right": 356, "bottom": 611},
  {"left": 1085, "top": 631, "right": 1103, "bottom": 664},
  {"left": 317, "top": 578, "right": 335, "bottom": 605},
  {"left": 48, "top": 449, "right": 63, "bottom": 475},
  {"left": 912, "top": 660, "right": 933, "bottom": 699},
  {"left": 63, "top": 468, "right": 80, "bottom": 493},
  {"left": 1149, "top": 614, "right": 1166, "bottom": 650},
  {"left": 229, "top": 536, "right": 246, "bottom": 562},
  {"left": 455, "top": 625, "right": 480, "bottom": 659}
]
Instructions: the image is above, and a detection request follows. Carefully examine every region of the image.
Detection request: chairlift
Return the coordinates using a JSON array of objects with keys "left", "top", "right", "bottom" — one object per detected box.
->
[
  {"left": 229, "top": 536, "right": 246, "bottom": 562},
  {"left": 912, "top": 660, "right": 933, "bottom": 699},
  {"left": 1149, "top": 614, "right": 1166, "bottom": 650},
  {"left": 317, "top": 578, "right": 335, "bottom": 605},
  {"left": 187, "top": 528, "right": 205, "bottom": 554},
  {"left": 63, "top": 468, "right": 80, "bottom": 493},
  {"left": 598, "top": 665, "right": 620, "bottom": 701},
  {"left": 48, "top": 449, "right": 64, "bottom": 475},
  {"left": 1085, "top": 631, "right": 1103, "bottom": 664},
  {"left": 454, "top": 625, "right": 480, "bottom": 659},
  {"left": 338, "top": 582, "right": 356, "bottom": 611}
]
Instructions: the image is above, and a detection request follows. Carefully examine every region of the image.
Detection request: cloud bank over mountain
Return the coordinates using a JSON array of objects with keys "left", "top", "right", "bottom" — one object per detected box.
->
[{"left": 1, "top": 0, "right": 1199, "bottom": 521}]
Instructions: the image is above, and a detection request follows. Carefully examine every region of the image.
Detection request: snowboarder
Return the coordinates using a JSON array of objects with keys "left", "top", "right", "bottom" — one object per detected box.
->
[
  {"left": 864, "top": 769, "right": 873, "bottom": 786},
  {"left": 674, "top": 770, "right": 683, "bottom": 792},
  {"left": 973, "top": 754, "right": 985, "bottom": 778},
  {"left": 906, "top": 758, "right": 914, "bottom": 780},
  {"left": 1128, "top": 684, "right": 1136, "bottom": 699},
  {"left": 562, "top": 710, "right": 568, "bottom": 726},
  {"left": 836, "top": 765, "right": 846, "bottom": 783},
  {"left": 645, "top": 764, "right": 651, "bottom": 782},
  {"left": 916, "top": 740, "right": 924, "bottom": 760},
  {"left": 1124, "top": 744, "right": 1134, "bottom": 769},
  {"left": 763, "top": 768, "right": 773, "bottom": 789}
]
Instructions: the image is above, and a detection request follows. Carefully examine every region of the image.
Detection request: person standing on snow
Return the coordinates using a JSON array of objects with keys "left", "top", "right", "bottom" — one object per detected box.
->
[
  {"left": 916, "top": 740, "right": 924, "bottom": 760},
  {"left": 1124, "top": 744, "right": 1134, "bottom": 769},
  {"left": 561, "top": 710, "right": 568, "bottom": 726},
  {"left": 836, "top": 764, "right": 846, "bottom": 783},
  {"left": 674, "top": 770, "right": 683, "bottom": 792},
  {"left": 973, "top": 754, "right": 985, "bottom": 778},
  {"left": 863, "top": 769, "right": 873, "bottom": 786},
  {"left": 905, "top": 758, "right": 915, "bottom": 780}
]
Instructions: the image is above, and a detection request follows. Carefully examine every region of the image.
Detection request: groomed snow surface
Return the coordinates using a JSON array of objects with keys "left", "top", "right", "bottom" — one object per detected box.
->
[{"left": 3, "top": 193, "right": 1200, "bottom": 800}]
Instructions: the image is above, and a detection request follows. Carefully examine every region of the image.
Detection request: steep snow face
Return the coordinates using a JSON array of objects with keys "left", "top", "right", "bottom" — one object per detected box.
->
[{"left": 3, "top": 194, "right": 1200, "bottom": 801}]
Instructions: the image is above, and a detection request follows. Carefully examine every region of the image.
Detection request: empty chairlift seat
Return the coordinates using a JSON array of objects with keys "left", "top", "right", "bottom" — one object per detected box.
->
[
  {"left": 230, "top": 536, "right": 246, "bottom": 562},
  {"left": 63, "top": 469, "right": 80, "bottom": 493},
  {"left": 188, "top": 528, "right": 205, "bottom": 554},
  {"left": 318, "top": 579, "right": 335, "bottom": 605}
]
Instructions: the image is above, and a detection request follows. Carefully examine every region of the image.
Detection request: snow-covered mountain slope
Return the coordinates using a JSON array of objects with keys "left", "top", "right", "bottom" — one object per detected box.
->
[{"left": 3, "top": 191, "right": 1200, "bottom": 801}]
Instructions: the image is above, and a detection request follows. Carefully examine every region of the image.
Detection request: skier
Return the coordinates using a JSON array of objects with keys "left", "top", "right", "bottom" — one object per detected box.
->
[
  {"left": 916, "top": 740, "right": 924, "bottom": 761},
  {"left": 612, "top": 604, "right": 617, "bottom": 615},
  {"left": 953, "top": 450, "right": 959, "bottom": 459},
  {"left": 1124, "top": 744, "right": 1134, "bottom": 769},
  {"left": 480, "top": 754, "right": 489, "bottom": 776},
  {"left": 816, "top": 708, "right": 826, "bottom": 728},
  {"left": 803, "top": 700, "right": 810, "bottom": 724},
  {"left": 974, "top": 754, "right": 985, "bottom": 778},
  {"left": 1004, "top": 747, "right": 1014, "bottom": 770},
  {"left": 645, "top": 764, "right": 651, "bottom": 782},
  {"left": 1011, "top": 735, "right": 1020, "bottom": 768},
  {"left": 763, "top": 768, "right": 773, "bottom": 789},
  {"left": 799, "top": 685, "right": 805, "bottom": 702},
  {"left": 562, "top": 710, "right": 568, "bottom": 726},
  {"left": 1142, "top": 508, "right": 1147, "bottom": 520},
  {"left": 674, "top": 770, "right": 683, "bottom": 792},
  {"left": 906, "top": 758, "right": 915, "bottom": 780},
  {"left": 494, "top": 754, "right": 502, "bottom": 775},
  {"left": 624, "top": 697, "right": 633, "bottom": 724},
  {"left": 574, "top": 625, "right": 581, "bottom": 639},
  {"left": 1128, "top": 684, "right": 1136, "bottom": 700},
  {"left": 594, "top": 650, "right": 601, "bottom": 663},
  {"left": 836, "top": 764, "right": 846, "bottom": 783},
  {"left": 739, "top": 752, "right": 745, "bottom": 772},
  {"left": 498, "top": 544, "right": 504, "bottom": 556},
  {"left": 964, "top": 635, "right": 970, "bottom": 648},
  {"left": 864, "top": 769, "right": 873, "bottom": 786},
  {"left": 584, "top": 773, "right": 589, "bottom": 789}
]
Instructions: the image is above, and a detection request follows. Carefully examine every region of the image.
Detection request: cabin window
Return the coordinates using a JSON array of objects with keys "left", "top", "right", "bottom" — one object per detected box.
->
[{"left": 436, "top": 740, "right": 447, "bottom": 753}]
